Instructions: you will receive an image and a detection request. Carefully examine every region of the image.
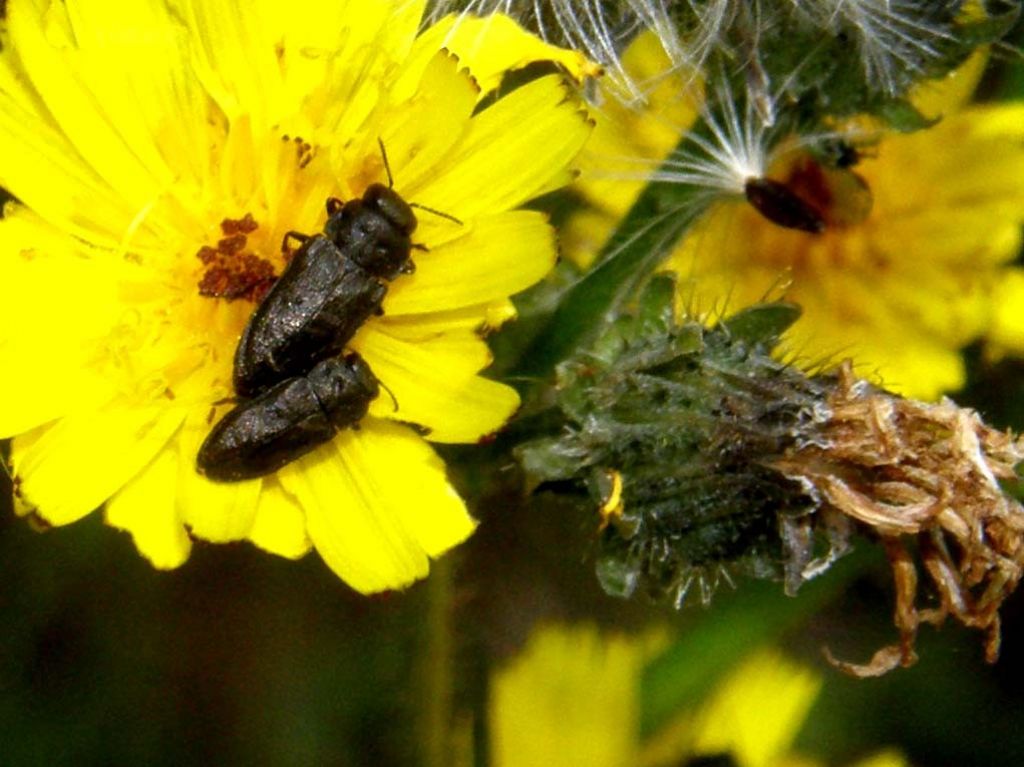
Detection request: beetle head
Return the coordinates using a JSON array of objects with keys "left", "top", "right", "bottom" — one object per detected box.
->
[
  {"left": 364, "top": 183, "right": 418, "bottom": 237},
  {"left": 322, "top": 185, "right": 418, "bottom": 280},
  {"left": 347, "top": 353, "right": 381, "bottom": 400}
]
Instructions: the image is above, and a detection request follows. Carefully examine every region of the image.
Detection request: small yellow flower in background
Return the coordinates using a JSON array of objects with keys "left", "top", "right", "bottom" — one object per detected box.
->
[
  {"left": 489, "top": 624, "right": 649, "bottom": 767},
  {"left": 0, "top": 0, "right": 591, "bottom": 591},
  {"left": 567, "top": 33, "right": 1024, "bottom": 401},
  {"left": 561, "top": 30, "right": 699, "bottom": 269},
  {"left": 489, "top": 624, "right": 908, "bottom": 767},
  {"left": 678, "top": 650, "right": 822, "bottom": 767}
]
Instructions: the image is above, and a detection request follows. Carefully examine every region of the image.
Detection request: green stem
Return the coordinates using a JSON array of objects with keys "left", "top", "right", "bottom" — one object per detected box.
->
[
  {"left": 420, "top": 555, "right": 456, "bottom": 767},
  {"left": 514, "top": 140, "right": 709, "bottom": 379}
]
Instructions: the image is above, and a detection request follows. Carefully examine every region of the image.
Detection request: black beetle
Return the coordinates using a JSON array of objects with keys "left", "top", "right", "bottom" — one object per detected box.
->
[
  {"left": 743, "top": 176, "right": 825, "bottom": 234},
  {"left": 233, "top": 183, "right": 419, "bottom": 397},
  {"left": 198, "top": 184, "right": 415, "bottom": 480},
  {"left": 197, "top": 354, "right": 380, "bottom": 481},
  {"left": 197, "top": 141, "right": 460, "bottom": 482}
]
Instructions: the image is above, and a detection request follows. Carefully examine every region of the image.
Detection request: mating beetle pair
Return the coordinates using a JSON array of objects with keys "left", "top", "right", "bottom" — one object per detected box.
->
[{"left": 197, "top": 165, "right": 422, "bottom": 481}]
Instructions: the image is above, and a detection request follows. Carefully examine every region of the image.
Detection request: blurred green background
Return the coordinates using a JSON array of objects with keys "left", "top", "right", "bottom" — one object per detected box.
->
[{"left": 3, "top": 419, "right": 1024, "bottom": 767}]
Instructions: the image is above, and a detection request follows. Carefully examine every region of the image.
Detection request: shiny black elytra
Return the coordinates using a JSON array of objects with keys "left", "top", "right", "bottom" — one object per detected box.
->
[
  {"left": 197, "top": 150, "right": 425, "bottom": 481},
  {"left": 197, "top": 355, "right": 379, "bottom": 481},
  {"left": 233, "top": 183, "right": 419, "bottom": 398}
]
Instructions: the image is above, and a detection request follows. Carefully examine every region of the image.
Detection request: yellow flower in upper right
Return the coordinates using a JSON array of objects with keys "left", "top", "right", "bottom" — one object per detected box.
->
[{"left": 565, "top": 36, "right": 1024, "bottom": 401}]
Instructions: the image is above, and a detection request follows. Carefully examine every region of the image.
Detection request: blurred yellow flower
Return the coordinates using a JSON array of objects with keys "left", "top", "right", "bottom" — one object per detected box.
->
[
  {"left": 561, "top": 30, "right": 699, "bottom": 269},
  {"left": 0, "top": 0, "right": 591, "bottom": 591},
  {"left": 678, "top": 650, "right": 823, "bottom": 767},
  {"left": 489, "top": 625, "right": 648, "bottom": 767},
  {"left": 568, "top": 33, "right": 1024, "bottom": 401},
  {"left": 488, "top": 624, "right": 908, "bottom": 767}
]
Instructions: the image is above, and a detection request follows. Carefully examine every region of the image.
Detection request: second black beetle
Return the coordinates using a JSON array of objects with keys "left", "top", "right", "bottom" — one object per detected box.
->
[{"left": 198, "top": 353, "right": 380, "bottom": 481}]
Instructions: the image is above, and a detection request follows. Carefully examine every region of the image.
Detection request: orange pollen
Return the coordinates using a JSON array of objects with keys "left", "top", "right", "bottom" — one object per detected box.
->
[{"left": 196, "top": 213, "right": 277, "bottom": 303}]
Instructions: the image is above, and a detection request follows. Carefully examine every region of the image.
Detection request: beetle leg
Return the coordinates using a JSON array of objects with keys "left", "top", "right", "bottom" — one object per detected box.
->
[
  {"left": 412, "top": 243, "right": 429, "bottom": 253},
  {"left": 326, "top": 197, "right": 345, "bottom": 215},
  {"left": 281, "top": 230, "right": 311, "bottom": 252}
]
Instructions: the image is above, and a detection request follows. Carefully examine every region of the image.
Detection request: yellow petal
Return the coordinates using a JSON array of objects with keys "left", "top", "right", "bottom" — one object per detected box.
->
[
  {"left": 0, "top": 64, "right": 137, "bottom": 241},
  {"left": 417, "top": 12, "right": 600, "bottom": 94},
  {"left": 356, "top": 323, "right": 519, "bottom": 442},
  {"left": 11, "top": 402, "right": 185, "bottom": 526},
  {"left": 783, "top": 277, "right": 968, "bottom": 400},
  {"left": 911, "top": 49, "right": 988, "bottom": 120},
  {"left": 248, "top": 476, "right": 313, "bottom": 559},
  {"left": 688, "top": 649, "right": 822, "bottom": 767},
  {"left": 413, "top": 74, "right": 592, "bottom": 219},
  {"left": 379, "top": 371, "right": 519, "bottom": 444},
  {"left": 385, "top": 210, "right": 556, "bottom": 315},
  {"left": 278, "top": 418, "right": 475, "bottom": 593},
  {"left": 52, "top": 0, "right": 216, "bottom": 223},
  {"left": 490, "top": 625, "right": 643, "bottom": 767},
  {"left": 379, "top": 301, "right": 513, "bottom": 335},
  {"left": 0, "top": 212, "right": 128, "bottom": 435},
  {"left": 183, "top": 0, "right": 423, "bottom": 133},
  {"left": 484, "top": 299, "right": 519, "bottom": 330},
  {"left": 564, "top": 30, "right": 700, "bottom": 267},
  {"left": 287, "top": 0, "right": 426, "bottom": 127},
  {"left": 105, "top": 446, "right": 191, "bottom": 569},
  {"left": 5, "top": 0, "right": 171, "bottom": 212},
  {"left": 581, "top": 30, "right": 700, "bottom": 182},
  {"left": 381, "top": 51, "right": 479, "bottom": 196},
  {"left": 873, "top": 209, "right": 1022, "bottom": 267},
  {"left": 357, "top": 319, "right": 492, "bottom": 373},
  {"left": 176, "top": 405, "right": 262, "bottom": 541},
  {"left": 988, "top": 268, "right": 1024, "bottom": 356}
]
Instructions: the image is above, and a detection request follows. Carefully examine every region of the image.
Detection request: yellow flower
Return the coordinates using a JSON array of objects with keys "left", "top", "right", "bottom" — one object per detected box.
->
[
  {"left": 488, "top": 624, "right": 907, "bottom": 767},
  {"left": 489, "top": 625, "right": 651, "bottom": 767},
  {"left": 0, "top": 0, "right": 592, "bottom": 591},
  {"left": 568, "top": 34, "right": 1024, "bottom": 401},
  {"left": 561, "top": 30, "right": 699, "bottom": 269},
  {"left": 676, "top": 650, "right": 823, "bottom": 767}
]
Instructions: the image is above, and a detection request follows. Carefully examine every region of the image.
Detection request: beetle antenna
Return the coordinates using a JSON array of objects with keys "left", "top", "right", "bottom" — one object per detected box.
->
[
  {"left": 409, "top": 202, "right": 463, "bottom": 225},
  {"left": 377, "top": 137, "right": 394, "bottom": 189},
  {"left": 374, "top": 134, "right": 462, "bottom": 223},
  {"left": 378, "top": 378, "right": 400, "bottom": 413}
]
